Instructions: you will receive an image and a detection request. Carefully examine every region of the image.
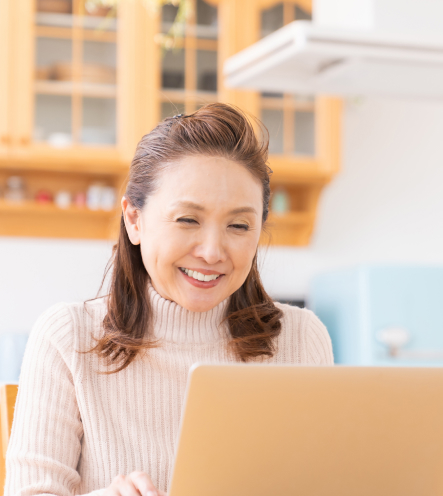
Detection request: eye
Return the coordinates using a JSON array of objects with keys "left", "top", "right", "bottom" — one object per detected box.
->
[
  {"left": 177, "top": 217, "right": 198, "bottom": 225},
  {"left": 230, "top": 224, "right": 249, "bottom": 231},
  {"left": 177, "top": 217, "right": 249, "bottom": 231}
]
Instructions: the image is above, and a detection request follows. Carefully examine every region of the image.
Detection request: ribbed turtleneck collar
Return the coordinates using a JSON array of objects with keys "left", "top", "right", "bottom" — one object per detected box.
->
[{"left": 146, "top": 280, "right": 231, "bottom": 345}]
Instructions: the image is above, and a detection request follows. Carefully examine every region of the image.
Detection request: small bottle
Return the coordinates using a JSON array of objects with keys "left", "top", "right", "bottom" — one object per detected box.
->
[
  {"left": 100, "top": 186, "right": 116, "bottom": 211},
  {"left": 55, "top": 190, "right": 72, "bottom": 209},
  {"left": 87, "top": 183, "right": 104, "bottom": 210},
  {"left": 5, "top": 176, "right": 26, "bottom": 203},
  {"left": 74, "top": 191, "right": 87, "bottom": 208},
  {"left": 270, "top": 188, "right": 290, "bottom": 215},
  {"left": 35, "top": 189, "right": 53, "bottom": 204}
]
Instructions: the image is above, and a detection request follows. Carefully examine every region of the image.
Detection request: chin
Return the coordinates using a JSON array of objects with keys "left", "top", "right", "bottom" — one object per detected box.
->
[
  {"left": 179, "top": 294, "right": 222, "bottom": 313},
  {"left": 184, "top": 301, "right": 217, "bottom": 313}
]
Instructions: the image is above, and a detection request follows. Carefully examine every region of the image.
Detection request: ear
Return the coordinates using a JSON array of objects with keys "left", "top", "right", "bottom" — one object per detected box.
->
[{"left": 121, "top": 196, "right": 141, "bottom": 245}]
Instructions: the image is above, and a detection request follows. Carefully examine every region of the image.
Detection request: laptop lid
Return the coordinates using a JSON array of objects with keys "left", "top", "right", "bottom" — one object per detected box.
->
[{"left": 168, "top": 363, "right": 443, "bottom": 496}]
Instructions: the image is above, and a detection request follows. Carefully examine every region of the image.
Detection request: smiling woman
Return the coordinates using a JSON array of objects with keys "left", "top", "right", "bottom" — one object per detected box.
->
[
  {"left": 4, "top": 103, "right": 333, "bottom": 496},
  {"left": 93, "top": 102, "right": 284, "bottom": 368}
]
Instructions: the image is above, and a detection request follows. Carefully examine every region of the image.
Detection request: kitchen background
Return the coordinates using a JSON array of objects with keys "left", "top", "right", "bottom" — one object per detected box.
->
[{"left": 1, "top": 0, "right": 443, "bottom": 379}]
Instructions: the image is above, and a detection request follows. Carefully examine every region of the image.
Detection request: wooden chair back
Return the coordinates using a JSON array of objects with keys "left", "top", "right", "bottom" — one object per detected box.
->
[{"left": 0, "top": 385, "right": 18, "bottom": 496}]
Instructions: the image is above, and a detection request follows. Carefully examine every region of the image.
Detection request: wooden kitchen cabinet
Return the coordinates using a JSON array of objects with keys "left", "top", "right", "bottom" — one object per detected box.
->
[
  {"left": 0, "top": 0, "right": 156, "bottom": 238},
  {"left": 0, "top": 0, "right": 340, "bottom": 245}
]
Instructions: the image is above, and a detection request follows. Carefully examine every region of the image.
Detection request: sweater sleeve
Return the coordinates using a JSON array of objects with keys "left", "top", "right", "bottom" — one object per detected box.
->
[
  {"left": 303, "top": 308, "right": 334, "bottom": 365},
  {"left": 4, "top": 303, "right": 107, "bottom": 496}
]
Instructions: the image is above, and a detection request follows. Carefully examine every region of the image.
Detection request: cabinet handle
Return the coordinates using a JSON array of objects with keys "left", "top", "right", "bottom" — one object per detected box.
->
[
  {"left": 1, "top": 135, "right": 11, "bottom": 145},
  {"left": 20, "top": 136, "right": 31, "bottom": 146}
]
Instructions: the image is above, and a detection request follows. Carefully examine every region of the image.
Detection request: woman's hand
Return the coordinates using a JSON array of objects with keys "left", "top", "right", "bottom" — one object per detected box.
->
[{"left": 103, "top": 471, "right": 167, "bottom": 496}]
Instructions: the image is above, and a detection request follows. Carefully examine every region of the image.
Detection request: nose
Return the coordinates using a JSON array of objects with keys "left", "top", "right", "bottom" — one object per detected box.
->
[{"left": 193, "top": 226, "right": 227, "bottom": 266}]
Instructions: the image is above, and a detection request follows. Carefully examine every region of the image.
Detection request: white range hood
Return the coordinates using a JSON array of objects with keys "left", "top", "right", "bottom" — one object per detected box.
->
[{"left": 224, "top": 0, "right": 443, "bottom": 99}]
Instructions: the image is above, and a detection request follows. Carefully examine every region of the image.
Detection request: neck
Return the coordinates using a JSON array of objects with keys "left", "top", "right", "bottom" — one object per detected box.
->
[{"left": 146, "top": 280, "right": 231, "bottom": 345}]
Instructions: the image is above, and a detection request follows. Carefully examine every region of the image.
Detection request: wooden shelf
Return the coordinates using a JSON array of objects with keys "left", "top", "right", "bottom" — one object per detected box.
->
[
  {"left": 269, "top": 156, "right": 333, "bottom": 185},
  {"left": 0, "top": 199, "right": 115, "bottom": 215},
  {"left": 35, "top": 80, "right": 117, "bottom": 98},
  {"left": 35, "top": 12, "right": 118, "bottom": 31},
  {"left": 0, "top": 200, "right": 120, "bottom": 239},
  {"left": 159, "top": 89, "right": 219, "bottom": 102},
  {"left": 261, "top": 211, "right": 314, "bottom": 245},
  {"left": 268, "top": 211, "right": 313, "bottom": 225},
  {"left": 0, "top": 146, "right": 129, "bottom": 175},
  {"left": 35, "top": 24, "right": 117, "bottom": 42}
]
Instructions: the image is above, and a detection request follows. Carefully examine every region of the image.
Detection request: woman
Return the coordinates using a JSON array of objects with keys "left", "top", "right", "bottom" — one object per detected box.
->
[{"left": 5, "top": 103, "right": 333, "bottom": 496}]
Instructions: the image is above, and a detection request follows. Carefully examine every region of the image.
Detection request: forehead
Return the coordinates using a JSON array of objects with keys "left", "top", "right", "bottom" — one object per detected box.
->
[{"left": 155, "top": 155, "right": 263, "bottom": 210}]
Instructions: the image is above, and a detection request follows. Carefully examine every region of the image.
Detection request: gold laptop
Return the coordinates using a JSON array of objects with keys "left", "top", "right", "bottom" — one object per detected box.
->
[{"left": 168, "top": 364, "right": 443, "bottom": 496}]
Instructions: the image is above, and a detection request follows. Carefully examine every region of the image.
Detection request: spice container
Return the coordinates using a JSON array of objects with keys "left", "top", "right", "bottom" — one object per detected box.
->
[
  {"left": 74, "top": 191, "right": 87, "bottom": 208},
  {"left": 55, "top": 190, "right": 72, "bottom": 209},
  {"left": 5, "top": 176, "right": 26, "bottom": 203},
  {"left": 271, "top": 188, "right": 290, "bottom": 215},
  {"left": 35, "top": 189, "right": 53, "bottom": 204},
  {"left": 101, "top": 186, "right": 117, "bottom": 211},
  {"left": 86, "top": 183, "right": 104, "bottom": 210}
]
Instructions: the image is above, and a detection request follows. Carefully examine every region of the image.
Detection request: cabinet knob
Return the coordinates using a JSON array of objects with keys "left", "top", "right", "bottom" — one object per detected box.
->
[
  {"left": 20, "top": 136, "right": 31, "bottom": 146},
  {"left": 376, "top": 327, "right": 411, "bottom": 357},
  {"left": 1, "top": 135, "right": 11, "bottom": 145}
]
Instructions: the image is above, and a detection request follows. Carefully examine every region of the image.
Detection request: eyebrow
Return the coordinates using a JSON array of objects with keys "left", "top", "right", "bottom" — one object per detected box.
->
[{"left": 171, "top": 200, "right": 258, "bottom": 215}]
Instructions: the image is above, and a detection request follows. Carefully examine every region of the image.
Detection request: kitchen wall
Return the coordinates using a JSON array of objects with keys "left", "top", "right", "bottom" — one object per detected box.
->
[
  {"left": 0, "top": 237, "right": 113, "bottom": 332},
  {"left": 260, "top": 95, "right": 443, "bottom": 302},
  {"left": 2, "top": 95, "right": 443, "bottom": 332}
]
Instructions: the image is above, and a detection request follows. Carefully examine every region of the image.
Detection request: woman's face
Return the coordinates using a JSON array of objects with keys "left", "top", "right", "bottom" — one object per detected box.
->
[{"left": 122, "top": 155, "right": 263, "bottom": 312}]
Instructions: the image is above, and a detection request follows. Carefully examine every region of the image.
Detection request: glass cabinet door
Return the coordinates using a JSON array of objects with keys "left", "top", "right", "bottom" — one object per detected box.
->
[
  {"left": 33, "top": 0, "right": 118, "bottom": 149},
  {"left": 160, "top": 0, "right": 218, "bottom": 118},
  {"left": 259, "top": 2, "right": 316, "bottom": 157}
]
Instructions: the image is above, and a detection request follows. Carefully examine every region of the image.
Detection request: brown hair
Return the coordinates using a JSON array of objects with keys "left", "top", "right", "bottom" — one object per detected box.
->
[{"left": 81, "top": 102, "right": 283, "bottom": 374}]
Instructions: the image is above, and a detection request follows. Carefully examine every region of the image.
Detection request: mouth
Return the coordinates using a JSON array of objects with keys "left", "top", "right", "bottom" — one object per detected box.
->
[{"left": 178, "top": 267, "right": 225, "bottom": 288}]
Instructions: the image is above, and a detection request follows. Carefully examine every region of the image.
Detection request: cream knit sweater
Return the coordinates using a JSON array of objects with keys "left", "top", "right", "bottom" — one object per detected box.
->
[{"left": 5, "top": 283, "right": 333, "bottom": 496}]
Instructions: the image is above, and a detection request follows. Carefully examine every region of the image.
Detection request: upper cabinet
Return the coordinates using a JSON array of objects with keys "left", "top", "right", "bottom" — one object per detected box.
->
[{"left": 0, "top": 0, "right": 341, "bottom": 245}]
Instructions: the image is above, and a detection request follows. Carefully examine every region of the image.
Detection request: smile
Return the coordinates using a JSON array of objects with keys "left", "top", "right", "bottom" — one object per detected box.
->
[{"left": 179, "top": 267, "right": 222, "bottom": 282}]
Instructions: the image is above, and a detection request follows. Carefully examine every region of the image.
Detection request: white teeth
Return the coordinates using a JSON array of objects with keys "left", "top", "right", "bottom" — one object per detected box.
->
[{"left": 181, "top": 268, "right": 220, "bottom": 282}]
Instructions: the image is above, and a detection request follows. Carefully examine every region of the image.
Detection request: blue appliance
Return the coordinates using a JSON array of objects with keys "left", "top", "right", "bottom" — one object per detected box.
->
[{"left": 309, "top": 265, "right": 443, "bottom": 366}]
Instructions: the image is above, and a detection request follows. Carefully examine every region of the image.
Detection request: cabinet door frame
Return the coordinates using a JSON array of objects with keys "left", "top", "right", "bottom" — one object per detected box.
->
[
  {"left": 9, "top": 0, "right": 34, "bottom": 156},
  {"left": 0, "top": 0, "right": 12, "bottom": 158}
]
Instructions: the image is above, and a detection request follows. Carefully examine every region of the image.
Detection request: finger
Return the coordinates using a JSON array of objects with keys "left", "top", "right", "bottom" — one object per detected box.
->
[
  {"left": 114, "top": 474, "right": 145, "bottom": 496},
  {"left": 110, "top": 474, "right": 135, "bottom": 496},
  {"left": 128, "top": 471, "right": 158, "bottom": 496},
  {"left": 106, "top": 485, "right": 121, "bottom": 496}
]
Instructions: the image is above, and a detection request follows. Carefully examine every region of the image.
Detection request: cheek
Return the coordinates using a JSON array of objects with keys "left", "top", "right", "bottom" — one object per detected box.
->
[
  {"left": 140, "top": 222, "right": 192, "bottom": 273},
  {"left": 229, "top": 234, "right": 260, "bottom": 274}
]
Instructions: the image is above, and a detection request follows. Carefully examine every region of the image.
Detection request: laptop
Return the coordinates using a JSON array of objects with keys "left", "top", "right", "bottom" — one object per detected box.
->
[{"left": 168, "top": 363, "right": 443, "bottom": 496}]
